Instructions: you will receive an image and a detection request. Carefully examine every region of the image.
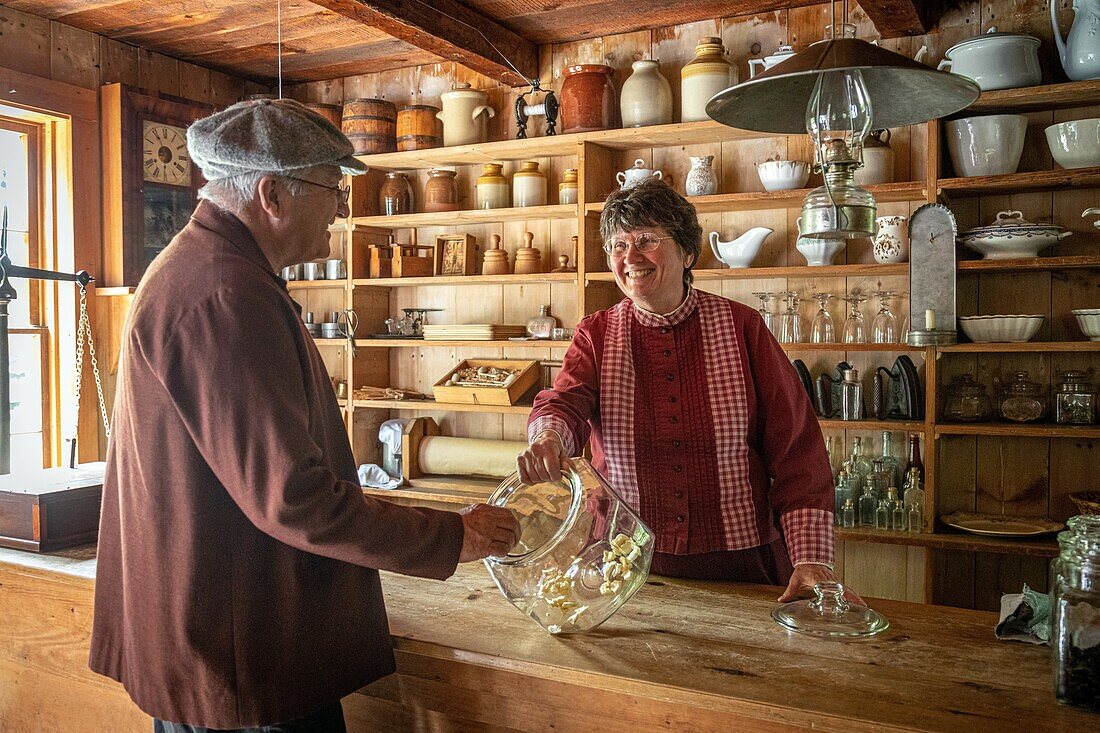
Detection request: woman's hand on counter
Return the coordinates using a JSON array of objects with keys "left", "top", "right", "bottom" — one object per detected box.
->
[
  {"left": 517, "top": 431, "right": 569, "bottom": 485},
  {"left": 458, "top": 504, "right": 521, "bottom": 562},
  {"left": 779, "top": 564, "right": 866, "bottom": 606}
]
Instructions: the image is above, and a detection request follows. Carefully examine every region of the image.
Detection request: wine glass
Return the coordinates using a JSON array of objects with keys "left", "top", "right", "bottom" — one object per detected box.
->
[
  {"left": 810, "top": 292, "right": 836, "bottom": 344},
  {"left": 842, "top": 292, "right": 869, "bottom": 344},
  {"left": 778, "top": 291, "right": 803, "bottom": 344},
  {"left": 752, "top": 291, "right": 777, "bottom": 335},
  {"left": 872, "top": 290, "right": 899, "bottom": 344}
]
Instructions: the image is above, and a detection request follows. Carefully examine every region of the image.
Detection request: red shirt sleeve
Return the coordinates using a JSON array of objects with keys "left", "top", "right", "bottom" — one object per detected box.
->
[{"left": 527, "top": 316, "right": 601, "bottom": 455}]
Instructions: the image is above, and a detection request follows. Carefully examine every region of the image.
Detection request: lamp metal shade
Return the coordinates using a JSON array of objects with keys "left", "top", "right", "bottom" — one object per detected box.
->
[{"left": 707, "top": 38, "right": 980, "bottom": 133}]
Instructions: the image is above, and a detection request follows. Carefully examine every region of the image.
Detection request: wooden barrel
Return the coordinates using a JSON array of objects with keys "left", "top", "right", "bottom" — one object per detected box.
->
[
  {"left": 342, "top": 98, "right": 397, "bottom": 155},
  {"left": 305, "top": 102, "right": 343, "bottom": 130},
  {"left": 397, "top": 105, "right": 442, "bottom": 151}
]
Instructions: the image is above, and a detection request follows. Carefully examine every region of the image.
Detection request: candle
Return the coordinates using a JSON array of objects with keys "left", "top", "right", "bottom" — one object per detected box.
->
[{"left": 925, "top": 308, "right": 936, "bottom": 331}]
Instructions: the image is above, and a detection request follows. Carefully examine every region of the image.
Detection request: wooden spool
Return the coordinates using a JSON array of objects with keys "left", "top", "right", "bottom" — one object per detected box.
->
[
  {"left": 305, "top": 102, "right": 343, "bottom": 130},
  {"left": 342, "top": 98, "right": 397, "bottom": 155},
  {"left": 397, "top": 105, "right": 442, "bottom": 151}
]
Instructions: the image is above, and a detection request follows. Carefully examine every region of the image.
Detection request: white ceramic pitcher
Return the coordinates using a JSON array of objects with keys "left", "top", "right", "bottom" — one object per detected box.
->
[{"left": 1052, "top": 0, "right": 1100, "bottom": 81}]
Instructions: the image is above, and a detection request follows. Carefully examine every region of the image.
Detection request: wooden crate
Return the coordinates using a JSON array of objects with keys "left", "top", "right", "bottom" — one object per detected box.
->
[
  {"left": 0, "top": 463, "right": 106, "bottom": 552},
  {"left": 432, "top": 359, "right": 540, "bottom": 406}
]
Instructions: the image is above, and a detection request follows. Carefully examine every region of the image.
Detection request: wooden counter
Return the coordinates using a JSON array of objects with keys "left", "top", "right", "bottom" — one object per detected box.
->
[{"left": 0, "top": 546, "right": 1093, "bottom": 732}]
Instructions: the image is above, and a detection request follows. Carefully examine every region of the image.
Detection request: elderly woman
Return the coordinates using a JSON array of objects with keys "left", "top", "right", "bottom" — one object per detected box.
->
[{"left": 519, "top": 179, "right": 858, "bottom": 603}]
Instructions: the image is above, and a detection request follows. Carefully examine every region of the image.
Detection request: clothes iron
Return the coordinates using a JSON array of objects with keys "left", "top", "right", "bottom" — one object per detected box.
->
[
  {"left": 872, "top": 355, "right": 924, "bottom": 420},
  {"left": 792, "top": 360, "right": 816, "bottom": 414},
  {"left": 815, "top": 361, "right": 854, "bottom": 418}
]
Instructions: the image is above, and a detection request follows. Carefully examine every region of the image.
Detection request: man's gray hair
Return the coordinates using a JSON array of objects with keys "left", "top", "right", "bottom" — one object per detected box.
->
[
  {"left": 600, "top": 179, "right": 703, "bottom": 286},
  {"left": 198, "top": 171, "right": 307, "bottom": 212}
]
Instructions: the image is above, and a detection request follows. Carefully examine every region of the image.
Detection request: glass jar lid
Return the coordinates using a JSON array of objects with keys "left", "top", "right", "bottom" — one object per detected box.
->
[
  {"left": 1056, "top": 370, "right": 1096, "bottom": 394},
  {"left": 771, "top": 582, "right": 889, "bottom": 638},
  {"left": 485, "top": 465, "right": 582, "bottom": 565},
  {"left": 1003, "top": 370, "right": 1042, "bottom": 396},
  {"left": 948, "top": 373, "right": 987, "bottom": 397}
]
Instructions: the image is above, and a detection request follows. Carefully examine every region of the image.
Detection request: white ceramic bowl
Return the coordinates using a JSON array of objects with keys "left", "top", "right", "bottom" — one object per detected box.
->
[
  {"left": 795, "top": 237, "right": 845, "bottom": 266},
  {"left": 958, "top": 314, "right": 1044, "bottom": 343},
  {"left": 937, "top": 33, "right": 1041, "bottom": 91},
  {"left": 1045, "top": 118, "right": 1100, "bottom": 169},
  {"left": 946, "top": 114, "right": 1028, "bottom": 177},
  {"left": 1072, "top": 309, "right": 1100, "bottom": 341},
  {"left": 757, "top": 160, "right": 810, "bottom": 191}
]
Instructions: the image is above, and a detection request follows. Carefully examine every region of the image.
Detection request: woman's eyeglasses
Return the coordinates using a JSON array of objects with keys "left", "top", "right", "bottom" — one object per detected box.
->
[{"left": 602, "top": 233, "right": 675, "bottom": 256}]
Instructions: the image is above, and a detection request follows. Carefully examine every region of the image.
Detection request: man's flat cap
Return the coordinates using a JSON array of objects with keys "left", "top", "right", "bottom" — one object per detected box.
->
[{"left": 187, "top": 98, "right": 367, "bottom": 181}]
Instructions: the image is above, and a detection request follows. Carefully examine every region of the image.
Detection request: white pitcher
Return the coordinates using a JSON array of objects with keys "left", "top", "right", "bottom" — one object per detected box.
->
[
  {"left": 709, "top": 228, "right": 772, "bottom": 268},
  {"left": 1052, "top": 0, "right": 1100, "bottom": 81},
  {"left": 872, "top": 215, "right": 909, "bottom": 264}
]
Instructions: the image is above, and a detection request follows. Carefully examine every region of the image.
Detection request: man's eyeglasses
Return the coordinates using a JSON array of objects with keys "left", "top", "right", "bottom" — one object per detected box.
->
[
  {"left": 285, "top": 176, "right": 351, "bottom": 207},
  {"left": 603, "top": 233, "right": 675, "bottom": 257}
]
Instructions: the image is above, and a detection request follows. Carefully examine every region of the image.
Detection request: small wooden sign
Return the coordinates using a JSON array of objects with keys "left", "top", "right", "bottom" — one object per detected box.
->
[{"left": 435, "top": 233, "right": 478, "bottom": 276}]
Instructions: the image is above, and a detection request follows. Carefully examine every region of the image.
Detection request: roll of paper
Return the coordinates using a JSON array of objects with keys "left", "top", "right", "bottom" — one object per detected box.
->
[{"left": 418, "top": 436, "right": 528, "bottom": 478}]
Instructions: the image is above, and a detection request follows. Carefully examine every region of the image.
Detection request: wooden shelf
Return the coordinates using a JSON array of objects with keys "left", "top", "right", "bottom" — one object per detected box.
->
[
  {"left": 586, "top": 263, "right": 908, "bottom": 283},
  {"left": 353, "top": 120, "right": 777, "bottom": 170},
  {"left": 356, "top": 339, "right": 572, "bottom": 348},
  {"left": 288, "top": 280, "right": 346, "bottom": 290},
  {"left": 781, "top": 342, "right": 924, "bottom": 352},
  {"left": 351, "top": 204, "right": 575, "bottom": 228},
  {"left": 939, "top": 341, "right": 1100, "bottom": 353},
  {"left": 362, "top": 476, "right": 496, "bottom": 505},
  {"left": 957, "top": 255, "right": 1100, "bottom": 272},
  {"left": 94, "top": 286, "right": 137, "bottom": 296},
  {"left": 353, "top": 272, "right": 576, "bottom": 287},
  {"left": 936, "top": 423, "right": 1100, "bottom": 439},
  {"left": 965, "top": 79, "right": 1100, "bottom": 114},
  {"left": 818, "top": 419, "right": 926, "bottom": 431},
  {"left": 352, "top": 399, "right": 533, "bottom": 415},
  {"left": 940, "top": 167, "right": 1100, "bottom": 196},
  {"left": 837, "top": 526, "right": 1059, "bottom": 558}
]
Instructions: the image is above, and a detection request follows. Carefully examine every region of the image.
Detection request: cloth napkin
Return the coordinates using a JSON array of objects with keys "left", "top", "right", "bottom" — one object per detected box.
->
[
  {"left": 995, "top": 584, "right": 1051, "bottom": 645},
  {"left": 358, "top": 464, "right": 402, "bottom": 489},
  {"left": 378, "top": 419, "right": 407, "bottom": 454}
]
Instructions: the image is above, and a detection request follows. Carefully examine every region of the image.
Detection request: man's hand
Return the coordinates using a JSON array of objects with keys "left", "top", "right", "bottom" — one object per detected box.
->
[
  {"left": 517, "top": 430, "right": 569, "bottom": 484},
  {"left": 778, "top": 563, "right": 865, "bottom": 606},
  {"left": 458, "top": 504, "right": 521, "bottom": 562}
]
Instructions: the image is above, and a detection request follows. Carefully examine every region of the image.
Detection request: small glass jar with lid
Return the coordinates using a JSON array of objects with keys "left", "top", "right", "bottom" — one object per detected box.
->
[
  {"left": 942, "top": 373, "right": 992, "bottom": 422},
  {"left": 1052, "top": 536, "right": 1100, "bottom": 711},
  {"left": 998, "top": 370, "right": 1046, "bottom": 423},
  {"left": 1053, "top": 370, "right": 1096, "bottom": 425},
  {"left": 484, "top": 458, "right": 654, "bottom": 634}
]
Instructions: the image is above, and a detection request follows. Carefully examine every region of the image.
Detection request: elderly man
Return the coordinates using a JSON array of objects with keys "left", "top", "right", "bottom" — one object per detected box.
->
[{"left": 90, "top": 99, "right": 519, "bottom": 733}]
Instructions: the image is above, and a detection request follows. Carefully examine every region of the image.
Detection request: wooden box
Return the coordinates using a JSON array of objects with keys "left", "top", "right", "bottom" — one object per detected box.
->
[
  {"left": 392, "top": 244, "right": 436, "bottom": 278},
  {"left": 432, "top": 359, "right": 540, "bottom": 406},
  {"left": 0, "top": 463, "right": 106, "bottom": 552},
  {"left": 435, "top": 234, "right": 478, "bottom": 276},
  {"left": 368, "top": 245, "right": 393, "bottom": 279}
]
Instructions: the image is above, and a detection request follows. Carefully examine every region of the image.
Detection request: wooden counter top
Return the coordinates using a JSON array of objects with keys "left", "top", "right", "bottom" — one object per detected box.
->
[{"left": 1, "top": 547, "right": 1091, "bottom": 731}]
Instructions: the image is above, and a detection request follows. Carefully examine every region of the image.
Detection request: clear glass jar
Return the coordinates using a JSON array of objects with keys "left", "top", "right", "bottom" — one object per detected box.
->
[
  {"left": 525, "top": 305, "right": 558, "bottom": 339},
  {"left": 1054, "top": 370, "right": 1096, "bottom": 425},
  {"left": 1052, "top": 538, "right": 1100, "bottom": 711},
  {"left": 943, "top": 374, "right": 993, "bottom": 422},
  {"left": 999, "top": 370, "right": 1046, "bottom": 423},
  {"left": 484, "top": 458, "right": 654, "bottom": 634}
]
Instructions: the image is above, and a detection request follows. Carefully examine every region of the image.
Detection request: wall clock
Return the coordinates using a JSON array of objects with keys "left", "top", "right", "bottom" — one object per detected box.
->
[{"left": 101, "top": 83, "right": 212, "bottom": 287}]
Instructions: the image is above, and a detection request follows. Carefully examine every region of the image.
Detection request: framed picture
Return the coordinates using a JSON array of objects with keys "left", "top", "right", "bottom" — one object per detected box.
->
[{"left": 434, "top": 233, "right": 477, "bottom": 276}]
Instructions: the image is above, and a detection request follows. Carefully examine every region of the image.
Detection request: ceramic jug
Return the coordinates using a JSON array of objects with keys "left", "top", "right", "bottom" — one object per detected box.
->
[
  {"left": 616, "top": 159, "right": 663, "bottom": 189},
  {"left": 681, "top": 37, "right": 734, "bottom": 122},
  {"left": 872, "top": 215, "right": 909, "bottom": 264},
  {"left": 560, "top": 65, "right": 619, "bottom": 133},
  {"left": 1052, "top": 0, "right": 1100, "bottom": 81},
  {"left": 854, "top": 129, "right": 894, "bottom": 186},
  {"left": 709, "top": 228, "right": 772, "bottom": 268},
  {"left": 513, "top": 161, "right": 548, "bottom": 207},
  {"left": 685, "top": 155, "right": 718, "bottom": 196},
  {"left": 621, "top": 59, "right": 673, "bottom": 127},
  {"left": 437, "top": 83, "right": 495, "bottom": 147}
]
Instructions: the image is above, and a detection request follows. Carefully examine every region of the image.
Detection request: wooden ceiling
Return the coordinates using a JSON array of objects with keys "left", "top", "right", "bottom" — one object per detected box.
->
[{"left": 3, "top": 0, "right": 933, "bottom": 86}]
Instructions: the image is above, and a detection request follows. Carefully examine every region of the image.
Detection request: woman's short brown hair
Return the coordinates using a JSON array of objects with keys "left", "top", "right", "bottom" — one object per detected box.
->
[{"left": 600, "top": 178, "right": 702, "bottom": 285}]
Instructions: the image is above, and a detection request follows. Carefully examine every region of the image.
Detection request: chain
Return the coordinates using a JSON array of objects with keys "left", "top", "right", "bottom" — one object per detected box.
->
[{"left": 74, "top": 283, "right": 110, "bottom": 442}]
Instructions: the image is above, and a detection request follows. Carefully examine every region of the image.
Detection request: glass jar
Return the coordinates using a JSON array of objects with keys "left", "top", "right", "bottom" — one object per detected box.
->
[
  {"left": 379, "top": 171, "right": 413, "bottom": 215},
  {"left": 1054, "top": 370, "right": 1096, "bottom": 425},
  {"left": 1052, "top": 538, "right": 1100, "bottom": 711},
  {"left": 943, "top": 374, "right": 993, "bottom": 422},
  {"left": 484, "top": 458, "right": 654, "bottom": 634},
  {"left": 999, "top": 370, "right": 1045, "bottom": 423},
  {"left": 525, "top": 305, "right": 558, "bottom": 339}
]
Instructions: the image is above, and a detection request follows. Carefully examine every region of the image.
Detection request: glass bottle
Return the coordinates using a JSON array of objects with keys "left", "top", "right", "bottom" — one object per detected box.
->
[
  {"left": 834, "top": 469, "right": 850, "bottom": 525},
  {"left": 888, "top": 487, "right": 905, "bottom": 531},
  {"left": 858, "top": 479, "right": 878, "bottom": 527},
  {"left": 1049, "top": 531, "right": 1078, "bottom": 619},
  {"left": 525, "top": 305, "right": 558, "bottom": 339},
  {"left": 902, "top": 467, "right": 924, "bottom": 532},
  {"left": 848, "top": 437, "right": 874, "bottom": 487},
  {"left": 1054, "top": 370, "right": 1096, "bottom": 425},
  {"left": 842, "top": 498, "right": 856, "bottom": 528},
  {"left": 874, "top": 499, "right": 890, "bottom": 530},
  {"left": 840, "top": 368, "right": 864, "bottom": 421},
  {"left": 904, "top": 434, "right": 924, "bottom": 484},
  {"left": 1052, "top": 538, "right": 1100, "bottom": 711},
  {"left": 878, "top": 431, "right": 901, "bottom": 489},
  {"left": 867, "top": 458, "right": 890, "bottom": 498},
  {"left": 999, "top": 370, "right": 1046, "bottom": 423},
  {"left": 825, "top": 435, "right": 837, "bottom": 476}
]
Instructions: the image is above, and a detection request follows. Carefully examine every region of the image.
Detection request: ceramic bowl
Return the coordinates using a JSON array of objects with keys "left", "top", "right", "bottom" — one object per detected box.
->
[
  {"left": 757, "top": 160, "right": 810, "bottom": 192},
  {"left": 1045, "top": 118, "right": 1100, "bottom": 169},
  {"left": 937, "top": 33, "right": 1041, "bottom": 91},
  {"left": 946, "top": 114, "right": 1028, "bottom": 177},
  {"left": 958, "top": 315, "right": 1044, "bottom": 343},
  {"left": 957, "top": 210, "right": 1071, "bottom": 260},
  {"left": 795, "top": 237, "right": 845, "bottom": 266},
  {"left": 1072, "top": 309, "right": 1100, "bottom": 341}
]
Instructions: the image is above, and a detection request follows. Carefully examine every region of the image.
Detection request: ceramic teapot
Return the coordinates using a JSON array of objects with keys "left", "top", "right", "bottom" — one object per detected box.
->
[
  {"left": 616, "top": 159, "right": 663, "bottom": 189},
  {"left": 748, "top": 43, "right": 795, "bottom": 78},
  {"left": 437, "top": 83, "right": 495, "bottom": 146},
  {"left": 1052, "top": 0, "right": 1100, "bottom": 81},
  {"left": 709, "top": 228, "right": 772, "bottom": 268}
]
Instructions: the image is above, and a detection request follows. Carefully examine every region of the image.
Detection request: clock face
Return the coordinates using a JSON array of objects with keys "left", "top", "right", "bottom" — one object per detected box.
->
[{"left": 142, "top": 120, "right": 191, "bottom": 186}]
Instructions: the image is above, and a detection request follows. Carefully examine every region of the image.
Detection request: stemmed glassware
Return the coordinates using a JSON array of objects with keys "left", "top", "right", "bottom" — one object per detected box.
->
[
  {"left": 778, "top": 291, "right": 803, "bottom": 344},
  {"left": 810, "top": 292, "right": 836, "bottom": 344},
  {"left": 752, "top": 291, "right": 777, "bottom": 335},
  {"left": 872, "top": 290, "right": 899, "bottom": 344},
  {"left": 842, "top": 292, "right": 869, "bottom": 344}
]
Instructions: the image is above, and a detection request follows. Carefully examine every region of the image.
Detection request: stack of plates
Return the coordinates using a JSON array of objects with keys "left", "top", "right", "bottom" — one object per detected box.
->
[{"left": 422, "top": 324, "right": 528, "bottom": 341}]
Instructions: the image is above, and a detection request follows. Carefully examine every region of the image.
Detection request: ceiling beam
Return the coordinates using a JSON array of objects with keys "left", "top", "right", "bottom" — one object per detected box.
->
[
  {"left": 859, "top": 0, "right": 939, "bottom": 38},
  {"left": 307, "top": 0, "right": 537, "bottom": 86}
]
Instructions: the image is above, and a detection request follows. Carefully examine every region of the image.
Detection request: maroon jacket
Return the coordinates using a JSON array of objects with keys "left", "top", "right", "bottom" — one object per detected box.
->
[{"left": 90, "top": 201, "right": 464, "bottom": 728}]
